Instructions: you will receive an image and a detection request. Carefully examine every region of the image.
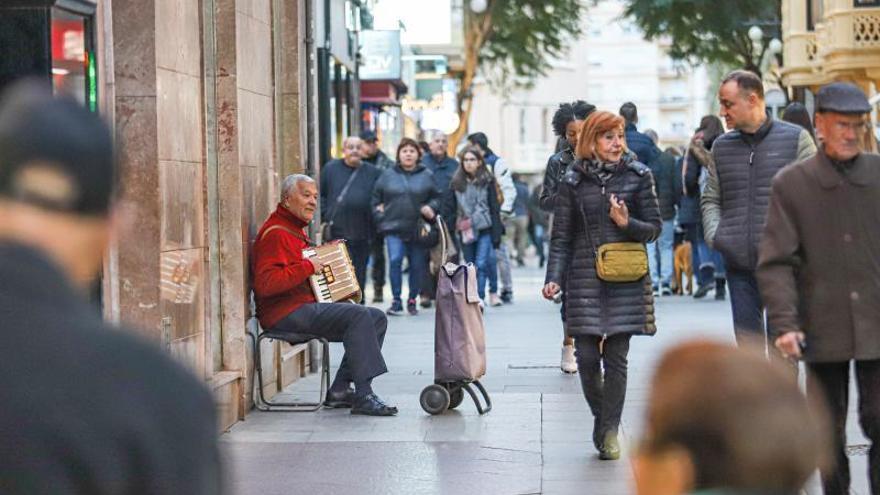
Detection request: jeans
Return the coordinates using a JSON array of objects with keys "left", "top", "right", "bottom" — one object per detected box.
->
[
  {"left": 532, "top": 224, "right": 546, "bottom": 265},
  {"left": 808, "top": 360, "right": 880, "bottom": 495},
  {"left": 386, "top": 234, "right": 427, "bottom": 302},
  {"left": 575, "top": 334, "right": 631, "bottom": 436},
  {"left": 726, "top": 269, "right": 773, "bottom": 347},
  {"left": 346, "top": 239, "right": 370, "bottom": 302},
  {"left": 496, "top": 240, "right": 513, "bottom": 293},
  {"left": 684, "top": 223, "right": 725, "bottom": 286},
  {"left": 461, "top": 230, "right": 498, "bottom": 300},
  {"left": 647, "top": 219, "right": 674, "bottom": 286},
  {"left": 271, "top": 302, "right": 388, "bottom": 387}
]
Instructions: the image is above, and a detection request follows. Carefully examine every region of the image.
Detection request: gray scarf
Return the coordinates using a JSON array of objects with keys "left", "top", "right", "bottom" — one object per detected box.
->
[
  {"left": 587, "top": 158, "right": 621, "bottom": 182},
  {"left": 455, "top": 182, "right": 492, "bottom": 232}
]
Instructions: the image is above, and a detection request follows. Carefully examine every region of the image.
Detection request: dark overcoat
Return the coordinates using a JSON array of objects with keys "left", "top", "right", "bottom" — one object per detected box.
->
[
  {"left": 757, "top": 150, "right": 880, "bottom": 362},
  {"left": 545, "top": 155, "right": 662, "bottom": 337}
]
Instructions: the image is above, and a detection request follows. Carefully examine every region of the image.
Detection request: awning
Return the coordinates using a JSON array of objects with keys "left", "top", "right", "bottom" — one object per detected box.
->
[{"left": 361, "top": 80, "right": 407, "bottom": 107}]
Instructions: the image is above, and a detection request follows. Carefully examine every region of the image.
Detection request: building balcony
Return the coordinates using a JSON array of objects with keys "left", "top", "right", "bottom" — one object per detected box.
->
[
  {"left": 817, "top": 5, "right": 880, "bottom": 80},
  {"left": 780, "top": 31, "right": 827, "bottom": 87}
]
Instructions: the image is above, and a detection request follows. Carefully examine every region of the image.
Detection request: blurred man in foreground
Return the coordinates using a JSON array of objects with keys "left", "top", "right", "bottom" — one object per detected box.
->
[{"left": 0, "top": 81, "right": 222, "bottom": 493}]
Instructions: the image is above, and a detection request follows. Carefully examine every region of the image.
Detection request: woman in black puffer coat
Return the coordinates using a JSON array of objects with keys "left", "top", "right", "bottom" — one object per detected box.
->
[{"left": 543, "top": 110, "right": 661, "bottom": 461}]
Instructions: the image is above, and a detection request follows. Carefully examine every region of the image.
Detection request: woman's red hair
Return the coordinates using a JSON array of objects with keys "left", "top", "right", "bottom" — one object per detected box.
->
[{"left": 575, "top": 111, "right": 627, "bottom": 160}]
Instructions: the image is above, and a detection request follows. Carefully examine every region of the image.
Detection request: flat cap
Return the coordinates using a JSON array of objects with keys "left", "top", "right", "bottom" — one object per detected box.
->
[{"left": 816, "top": 82, "right": 871, "bottom": 114}]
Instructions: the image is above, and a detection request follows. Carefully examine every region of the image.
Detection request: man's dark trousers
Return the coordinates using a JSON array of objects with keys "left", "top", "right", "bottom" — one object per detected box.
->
[
  {"left": 270, "top": 303, "right": 388, "bottom": 386},
  {"left": 808, "top": 360, "right": 880, "bottom": 495},
  {"left": 371, "top": 233, "right": 386, "bottom": 292},
  {"left": 346, "top": 239, "right": 370, "bottom": 302}
]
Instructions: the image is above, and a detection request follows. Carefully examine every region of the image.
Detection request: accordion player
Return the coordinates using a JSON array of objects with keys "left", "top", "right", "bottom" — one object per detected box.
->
[{"left": 302, "top": 240, "right": 362, "bottom": 303}]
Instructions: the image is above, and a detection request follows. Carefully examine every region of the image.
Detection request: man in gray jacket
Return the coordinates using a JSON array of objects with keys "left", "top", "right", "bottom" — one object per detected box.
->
[
  {"left": 757, "top": 82, "right": 880, "bottom": 495},
  {"left": 701, "top": 70, "right": 816, "bottom": 349}
]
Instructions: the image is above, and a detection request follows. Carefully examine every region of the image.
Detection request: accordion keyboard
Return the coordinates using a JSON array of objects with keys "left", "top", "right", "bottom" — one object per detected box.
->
[{"left": 302, "top": 241, "right": 361, "bottom": 303}]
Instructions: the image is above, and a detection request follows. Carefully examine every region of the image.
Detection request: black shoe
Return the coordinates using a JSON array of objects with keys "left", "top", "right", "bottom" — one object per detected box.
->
[
  {"left": 715, "top": 278, "right": 727, "bottom": 301},
  {"left": 386, "top": 300, "right": 403, "bottom": 316},
  {"left": 500, "top": 290, "right": 513, "bottom": 304},
  {"left": 351, "top": 393, "right": 398, "bottom": 416},
  {"left": 419, "top": 298, "right": 433, "bottom": 309},
  {"left": 599, "top": 431, "right": 621, "bottom": 460},
  {"left": 693, "top": 284, "right": 712, "bottom": 299},
  {"left": 323, "top": 388, "right": 355, "bottom": 408},
  {"left": 407, "top": 298, "right": 419, "bottom": 315},
  {"left": 373, "top": 287, "right": 384, "bottom": 304},
  {"left": 660, "top": 284, "right": 672, "bottom": 296}
]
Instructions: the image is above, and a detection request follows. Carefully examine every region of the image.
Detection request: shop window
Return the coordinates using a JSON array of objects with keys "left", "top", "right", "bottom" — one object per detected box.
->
[{"left": 51, "top": 6, "right": 97, "bottom": 111}]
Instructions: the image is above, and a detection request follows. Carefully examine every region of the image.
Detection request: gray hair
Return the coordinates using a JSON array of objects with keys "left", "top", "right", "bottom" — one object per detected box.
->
[
  {"left": 428, "top": 129, "right": 447, "bottom": 141},
  {"left": 280, "top": 174, "right": 315, "bottom": 201},
  {"left": 643, "top": 128, "right": 659, "bottom": 145},
  {"left": 342, "top": 135, "right": 362, "bottom": 147}
]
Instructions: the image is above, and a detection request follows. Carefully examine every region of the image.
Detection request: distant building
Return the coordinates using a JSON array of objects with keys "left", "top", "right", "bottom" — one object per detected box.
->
[{"left": 468, "top": 0, "right": 709, "bottom": 173}]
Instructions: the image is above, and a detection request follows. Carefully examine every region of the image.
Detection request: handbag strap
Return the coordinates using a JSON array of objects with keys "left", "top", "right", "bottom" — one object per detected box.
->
[
  {"left": 326, "top": 166, "right": 361, "bottom": 224},
  {"left": 258, "top": 224, "right": 315, "bottom": 247},
  {"left": 575, "top": 195, "right": 599, "bottom": 257}
]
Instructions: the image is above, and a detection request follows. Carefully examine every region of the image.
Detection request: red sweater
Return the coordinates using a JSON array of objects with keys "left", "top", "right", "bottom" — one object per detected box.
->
[{"left": 252, "top": 205, "right": 317, "bottom": 329}]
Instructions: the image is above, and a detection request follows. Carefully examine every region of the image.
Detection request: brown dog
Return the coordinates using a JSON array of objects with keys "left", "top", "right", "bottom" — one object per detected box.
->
[{"left": 671, "top": 241, "right": 693, "bottom": 295}]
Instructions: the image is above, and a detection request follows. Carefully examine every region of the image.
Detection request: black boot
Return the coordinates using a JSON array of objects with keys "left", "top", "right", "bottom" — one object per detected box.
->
[{"left": 715, "top": 278, "right": 727, "bottom": 301}]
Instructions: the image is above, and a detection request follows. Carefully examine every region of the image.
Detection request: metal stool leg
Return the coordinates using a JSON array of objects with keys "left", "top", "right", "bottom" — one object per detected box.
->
[{"left": 248, "top": 329, "right": 326, "bottom": 412}]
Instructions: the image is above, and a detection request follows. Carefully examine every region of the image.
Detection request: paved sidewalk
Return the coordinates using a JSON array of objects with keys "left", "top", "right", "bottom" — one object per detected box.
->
[{"left": 221, "top": 266, "right": 870, "bottom": 495}]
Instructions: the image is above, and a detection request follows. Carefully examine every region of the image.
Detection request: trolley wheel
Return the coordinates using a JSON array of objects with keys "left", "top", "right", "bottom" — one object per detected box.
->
[
  {"left": 420, "top": 385, "right": 451, "bottom": 415},
  {"left": 447, "top": 387, "right": 465, "bottom": 410}
]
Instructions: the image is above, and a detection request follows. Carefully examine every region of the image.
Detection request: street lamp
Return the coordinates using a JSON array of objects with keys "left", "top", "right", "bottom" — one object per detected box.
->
[
  {"left": 470, "top": 0, "right": 488, "bottom": 14},
  {"left": 748, "top": 25, "right": 764, "bottom": 45}
]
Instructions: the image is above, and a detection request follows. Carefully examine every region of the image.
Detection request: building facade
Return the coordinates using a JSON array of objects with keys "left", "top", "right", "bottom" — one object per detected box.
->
[
  {"left": 0, "top": 0, "right": 362, "bottom": 430},
  {"left": 468, "top": 0, "right": 709, "bottom": 173}
]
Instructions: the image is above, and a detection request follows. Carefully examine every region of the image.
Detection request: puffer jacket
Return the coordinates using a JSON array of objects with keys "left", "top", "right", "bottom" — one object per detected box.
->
[
  {"left": 371, "top": 163, "right": 441, "bottom": 239},
  {"left": 701, "top": 119, "right": 816, "bottom": 271},
  {"left": 545, "top": 154, "right": 662, "bottom": 337},
  {"left": 539, "top": 147, "right": 576, "bottom": 212},
  {"left": 679, "top": 138, "right": 713, "bottom": 226},
  {"left": 647, "top": 150, "right": 680, "bottom": 221}
]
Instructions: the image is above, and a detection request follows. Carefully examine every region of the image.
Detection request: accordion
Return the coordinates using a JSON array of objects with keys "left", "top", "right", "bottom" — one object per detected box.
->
[{"left": 302, "top": 240, "right": 362, "bottom": 303}]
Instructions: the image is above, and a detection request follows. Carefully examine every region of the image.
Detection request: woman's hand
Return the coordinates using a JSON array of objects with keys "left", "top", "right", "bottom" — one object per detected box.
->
[
  {"left": 420, "top": 205, "right": 435, "bottom": 220},
  {"left": 608, "top": 194, "right": 629, "bottom": 228},
  {"left": 542, "top": 282, "right": 561, "bottom": 300},
  {"left": 375, "top": 204, "right": 385, "bottom": 214}
]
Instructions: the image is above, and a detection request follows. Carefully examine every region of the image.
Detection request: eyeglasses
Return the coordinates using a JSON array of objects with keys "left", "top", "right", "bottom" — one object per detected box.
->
[{"left": 834, "top": 121, "right": 868, "bottom": 133}]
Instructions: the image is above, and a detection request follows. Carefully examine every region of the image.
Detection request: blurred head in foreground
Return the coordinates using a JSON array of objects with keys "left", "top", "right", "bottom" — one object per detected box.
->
[
  {"left": 0, "top": 79, "right": 117, "bottom": 287},
  {"left": 634, "top": 340, "right": 830, "bottom": 495}
]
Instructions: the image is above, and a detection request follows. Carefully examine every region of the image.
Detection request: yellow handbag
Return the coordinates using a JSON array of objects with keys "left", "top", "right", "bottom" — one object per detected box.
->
[{"left": 579, "top": 198, "right": 649, "bottom": 283}]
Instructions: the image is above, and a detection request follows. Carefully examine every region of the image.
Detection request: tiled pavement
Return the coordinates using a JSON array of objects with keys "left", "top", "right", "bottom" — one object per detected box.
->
[{"left": 221, "top": 267, "right": 870, "bottom": 495}]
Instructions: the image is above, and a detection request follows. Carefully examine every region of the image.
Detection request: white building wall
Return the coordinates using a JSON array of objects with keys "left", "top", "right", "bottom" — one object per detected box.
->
[{"left": 470, "top": 0, "right": 709, "bottom": 173}]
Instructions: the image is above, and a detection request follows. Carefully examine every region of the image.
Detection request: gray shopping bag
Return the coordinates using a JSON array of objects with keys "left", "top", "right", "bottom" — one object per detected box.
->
[{"left": 434, "top": 263, "right": 486, "bottom": 382}]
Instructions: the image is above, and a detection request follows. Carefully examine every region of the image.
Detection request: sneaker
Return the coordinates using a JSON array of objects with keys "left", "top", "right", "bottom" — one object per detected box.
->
[
  {"left": 693, "top": 284, "right": 712, "bottom": 299},
  {"left": 561, "top": 344, "right": 577, "bottom": 374},
  {"left": 500, "top": 290, "right": 513, "bottom": 304},
  {"left": 420, "top": 298, "right": 433, "bottom": 309},
  {"left": 386, "top": 299, "right": 403, "bottom": 316},
  {"left": 652, "top": 285, "right": 660, "bottom": 297},
  {"left": 714, "top": 278, "right": 727, "bottom": 301},
  {"left": 407, "top": 298, "right": 418, "bottom": 315},
  {"left": 373, "top": 286, "right": 384, "bottom": 304},
  {"left": 660, "top": 284, "right": 672, "bottom": 296},
  {"left": 489, "top": 293, "right": 502, "bottom": 307}
]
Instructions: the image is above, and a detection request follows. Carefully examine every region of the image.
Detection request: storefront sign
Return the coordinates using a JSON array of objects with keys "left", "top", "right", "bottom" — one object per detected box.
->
[{"left": 360, "top": 30, "right": 401, "bottom": 80}]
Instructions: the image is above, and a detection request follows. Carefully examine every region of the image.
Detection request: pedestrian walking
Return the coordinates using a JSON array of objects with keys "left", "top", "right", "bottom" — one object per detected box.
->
[
  {"left": 543, "top": 110, "right": 662, "bottom": 460},
  {"left": 447, "top": 146, "right": 505, "bottom": 306},
  {"left": 466, "top": 132, "right": 516, "bottom": 303},
  {"left": 619, "top": 102, "right": 661, "bottom": 166},
  {"left": 702, "top": 70, "right": 816, "bottom": 350},
  {"left": 527, "top": 183, "right": 548, "bottom": 268},
  {"left": 540, "top": 100, "right": 596, "bottom": 374},
  {"left": 0, "top": 81, "right": 222, "bottom": 494},
  {"left": 509, "top": 173, "right": 530, "bottom": 266},
  {"left": 320, "top": 136, "right": 381, "bottom": 298},
  {"left": 360, "top": 130, "right": 394, "bottom": 303},
  {"left": 371, "top": 138, "right": 441, "bottom": 316},
  {"left": 781, "top": 101, "right": 816, "bottom": 145},
  {"left": 643, "top": 129, "right": 681, "bottom": 296},
  {"left": 682, "top": 116, "right": 727, "bottom": 300},
  {"left": 633, "top": 341, "right": 829, "bottom": 495},
  {"left": 757, "top": 82, "right": 880, "bottom": 495},
  {"left": 420, "top": 130, "right": 460, "bottom": 309}
]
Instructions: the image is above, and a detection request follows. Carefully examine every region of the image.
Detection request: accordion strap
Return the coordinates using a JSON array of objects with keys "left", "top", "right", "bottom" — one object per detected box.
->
[{"left": 259, "top": 224, "right": 315, "bottom": 247}]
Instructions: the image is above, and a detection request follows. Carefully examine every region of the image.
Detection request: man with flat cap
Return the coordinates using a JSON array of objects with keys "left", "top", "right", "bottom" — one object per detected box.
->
[
  {"left": 0, "top": 81, "right": 222, "bottom": 494},
  {"left": 757, "top": 82, "right": 880, "bottom": 495}
]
